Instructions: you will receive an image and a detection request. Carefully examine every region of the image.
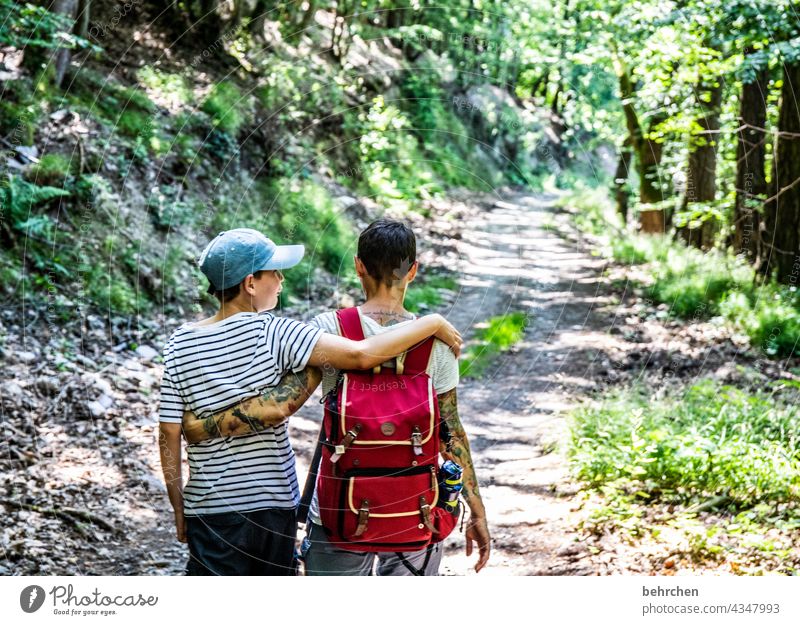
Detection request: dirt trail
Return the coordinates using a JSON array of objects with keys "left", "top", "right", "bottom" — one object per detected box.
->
[
  {"left": 430, "top": 192, "right": 616, "bottom": 575},
  {"left": 71, "top": 190, "right": 630, "bottom": 575}
]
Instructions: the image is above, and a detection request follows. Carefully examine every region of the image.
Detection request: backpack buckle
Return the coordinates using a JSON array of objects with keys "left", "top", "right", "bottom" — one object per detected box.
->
[
  {"left": 411, "top": 426, "right": 423, "bottom": 456},
  {"left": 354, "top": 499, "right": 370, "bottom": 536},
  {"left": 331, "top": 423, "right": 362, "bottom": 464},
  {"left": 419, "top": 496, "right": 436, "bottom": 533}
]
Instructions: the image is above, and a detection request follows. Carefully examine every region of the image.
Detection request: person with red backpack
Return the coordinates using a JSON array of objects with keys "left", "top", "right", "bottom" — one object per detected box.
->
[
  {"left": 299, "top": 219, "right": 490, "bottom": 575},
  {"left": 180, "top": 220, "right": 490, "bottom": 575}
]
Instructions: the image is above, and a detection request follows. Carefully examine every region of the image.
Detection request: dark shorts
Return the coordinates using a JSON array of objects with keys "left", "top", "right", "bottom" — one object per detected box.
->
[{"left": 185, "top": 508, "right": 297, "bottom": 576}]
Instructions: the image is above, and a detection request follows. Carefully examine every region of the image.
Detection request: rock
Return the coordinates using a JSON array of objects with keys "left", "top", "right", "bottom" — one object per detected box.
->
[
  {"left": 86, "top": 400, "right": 107, "bottom": 418},
  {"left": 135, "top": 345, "right": 159, "bottom": 361},
  {"left": 35, "top": 377, "right": 60, "bottom": 396},
  {"left": 14, "top": 145, "right": 39, "bottom": 162},
  {"left": 1, "top": 381, "right": 24, "bottom": 401},
  {"left": 97, "top": 394, "right": 114, "bottom": 409},
  {"left": 86, "top": 315, "right": 105, "bottom": 331},
  {"left": 50, "top": 109, "right": 71, "bottom": 122},
  {"left": 556, "top": 542, "right": 586, "bottom": 558},
  {"left": 16, "top": 351, "right": 37, "bottom": 364}
]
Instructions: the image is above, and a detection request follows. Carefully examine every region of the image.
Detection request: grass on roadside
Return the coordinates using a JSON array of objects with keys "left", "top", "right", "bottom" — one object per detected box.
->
[
  {"left": 460, "top": 312, "right": 528, "bottom": 378},
  {"left": 556, "top": 184, "right": 800, "bottom": 357},
  {"left": 568, "top": 378, "right": 800, "bottom": 572}
]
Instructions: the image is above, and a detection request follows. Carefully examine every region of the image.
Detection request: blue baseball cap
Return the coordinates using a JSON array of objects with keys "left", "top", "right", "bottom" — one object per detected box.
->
[{"left": 198, "top": 228, "right": 305, "bottom": 292}]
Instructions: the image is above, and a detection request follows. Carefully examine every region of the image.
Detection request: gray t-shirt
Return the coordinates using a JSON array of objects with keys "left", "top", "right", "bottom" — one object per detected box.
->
[{"left": 306, "top": 307, "right": 459, "bottom": 524}]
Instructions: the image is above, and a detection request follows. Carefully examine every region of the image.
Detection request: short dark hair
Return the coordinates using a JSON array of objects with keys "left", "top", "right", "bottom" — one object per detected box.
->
[
  {"left": 357, "top": 219, "right": 416, "bottom": 286},
  {"left": 209, "top": 270, "right": 265, "bottom": 303}
]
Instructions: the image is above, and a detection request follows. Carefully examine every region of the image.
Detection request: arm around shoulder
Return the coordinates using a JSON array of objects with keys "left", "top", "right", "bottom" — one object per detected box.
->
[{"left": 307, "top": 314, "right": 461, "bottom": 370}]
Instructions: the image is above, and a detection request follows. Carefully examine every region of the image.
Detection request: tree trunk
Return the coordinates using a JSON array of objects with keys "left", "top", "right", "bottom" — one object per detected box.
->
[
  {"left": 76, "top": 0, "right": 90, "bottom": 39},
  {"left": 763, "top": 61, "right": 800, "bottom": 284},
  {"left": 734, "top": 67, "right": 768, "bottom": 262},
  {"left": 230, "top": 0, "right": 245, "bottom": 29},
  {"left": 638, "top": 113, "right": 666, "bottom": 205},
  {"left": 613, "top": 138, "right": 633, "bottom": 224},
  {"left": 678, "top": 74, "right": 723, "bottom": 249},
  {"left": 617, "top": 60, "right": 666, "bottom": 230},
  {"left": 385, "top": 3, "right": 405, "bottom": 28},
  {"left": 51, "top": 0, "right": 78, "bottom": 87},
  {"left": 196, "top": 0, "right": 222, "bottom": 41}
]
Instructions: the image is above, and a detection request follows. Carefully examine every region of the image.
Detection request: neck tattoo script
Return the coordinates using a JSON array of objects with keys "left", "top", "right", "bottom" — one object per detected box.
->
[{"left": 361, "top": 309, "right": 415, "bottom": 327}]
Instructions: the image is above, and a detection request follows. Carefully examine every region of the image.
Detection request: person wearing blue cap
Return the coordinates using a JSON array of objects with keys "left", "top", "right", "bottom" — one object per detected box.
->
[{"left": 158, "top": 228, "right": 462, "bottom": 576}]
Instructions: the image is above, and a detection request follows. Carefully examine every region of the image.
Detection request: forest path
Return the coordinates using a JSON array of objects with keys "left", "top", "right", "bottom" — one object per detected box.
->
[
  {"left": 90, "top": 190, "right": 630, "bottom": 575},
  {"left": 435, "top": 191, "right": 610, "bottom": 575}
]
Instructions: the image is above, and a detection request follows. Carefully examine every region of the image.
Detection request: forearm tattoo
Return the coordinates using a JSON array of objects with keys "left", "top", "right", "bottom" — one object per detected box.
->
[
  {"left": 438, "top": 388, "right": 482, "bottom": 502},
  {"left": 190, "top": 368, "right": 317, "bottom": 441}
]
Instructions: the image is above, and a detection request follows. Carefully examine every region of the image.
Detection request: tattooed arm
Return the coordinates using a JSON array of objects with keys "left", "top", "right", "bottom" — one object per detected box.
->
[
  {"left": 438, "top": 387, "right": 491, "bottom": 572},
  {"left": 181, "top": 367, "right": 322, "bottom": 444}
]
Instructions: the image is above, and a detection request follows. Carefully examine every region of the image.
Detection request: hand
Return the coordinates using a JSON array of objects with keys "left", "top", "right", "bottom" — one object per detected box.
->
[
  {"left": 432, "top": 315, "right": 463, "bottom": 358},
  {"left": 465, "top": 515, "right": 490, "bottom": 572},
  {"left": 174, "top": 508, "right": 187, "bottom": 543}
]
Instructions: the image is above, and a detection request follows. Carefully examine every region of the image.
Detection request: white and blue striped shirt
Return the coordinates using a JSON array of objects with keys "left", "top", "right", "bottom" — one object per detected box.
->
[{"left": 158, "top": 311, "right": 322, "bottom": 516}]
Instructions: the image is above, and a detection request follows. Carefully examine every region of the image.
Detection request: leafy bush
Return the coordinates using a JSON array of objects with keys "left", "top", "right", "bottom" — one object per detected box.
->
[
  {"left": 720, "top": 286, "right": 800, "bottom": 357},
  {"left": 25, "top": 153, "right": 73, "bottom": 186},
  {"left": 0, "top": 0, "right": 99, "bottom": 58},
  {"left": 137, "top": 67, "right": 191, "bottom": 108},
  {"left": 560, "top": 183, "right": 800, "bottom": 356},
  {"left": 0, "top": 79, "right": 40, "bottom": 144},
  {"left": 271, "top": 179, "right": 355, "bottom": 294},
  {"left": 1, "top": 176, "right": 70, "bottom": 230},
  {"left": 202, "top": 81, "right": 248, "bottom": 136},
  {"left": 208, "top": 179, "right": 356, "bottom": 299},
  {"left": 69, "top": 70, "right": 155, "bottom": 139},
  {"left": 647, "top": 246, "right": 754, "bottom": 318},
  {"left": 399, "top": 72, "right": 488, "bottom": 189},
  {"left": 569, "top": 380, "right": 800, "bottom": 505}
]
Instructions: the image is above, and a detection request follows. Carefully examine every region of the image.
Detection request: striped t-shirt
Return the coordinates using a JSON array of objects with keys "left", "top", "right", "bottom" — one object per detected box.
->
[{"left": 158, "top": 311, "right": 322, "bottom": 517}]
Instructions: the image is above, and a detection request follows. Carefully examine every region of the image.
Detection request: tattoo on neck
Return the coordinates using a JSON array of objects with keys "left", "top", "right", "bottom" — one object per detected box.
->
[{"left": 361, "top": 310, "right": 415, "bottom": 326}]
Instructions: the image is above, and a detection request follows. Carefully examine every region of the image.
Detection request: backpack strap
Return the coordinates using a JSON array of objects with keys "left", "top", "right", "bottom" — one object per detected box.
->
[
  {"left": 336, "top": 307, "right": 365, "bottom": 341},
  {"left": 336, "top": 307, "right": 434, "bottom": 376},
  {"left": 402, "top": 337, "right": 435, "bottom": 376},
  {"left": 297, "top": 421, "right": 325, "bottom": 526}
]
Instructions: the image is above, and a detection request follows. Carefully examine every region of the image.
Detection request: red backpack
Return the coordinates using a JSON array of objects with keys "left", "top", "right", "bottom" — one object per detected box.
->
[{"left": 314, "top": 307, "right": 457, "bottom": 552}]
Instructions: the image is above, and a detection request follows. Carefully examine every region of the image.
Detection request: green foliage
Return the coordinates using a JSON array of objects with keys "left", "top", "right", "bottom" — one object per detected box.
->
[
  {"left": 1, "top": 176, "right": 70, "bottom": 229},
  {"left": 69, "top": 69, "right": 155, "bottom": 139},
  {"left": 720, "top": 287, "right": 800, "bottom": 357},
  {"left": 647, "top": 246, "right": 754, "bottom": 318},
  {"left": 25, "top": 153, "right": 73, "bottom": 186},
  {"left": 350, "top": 95, "right": 438, "bottom": 208},
  {"left": 209, "top": 179, "right": 356, "bottom": 299},
  {"left": 271, "top": 179, "right": 355, "bottom": 295},
  {"left": 0, "top": 79, "right": 40, "bottom": 144},
  {"left": 86, "top": 265, "right": 142, "bottom": 316},
  {"left": 405, "top": 274, "right": 459, "bottom": 313},
  {"left": 0, "top": 0, "right": 100, "bottom": 53},
  {"left": 561, "top": 182, "right": 800, "bottom": 356},
  {"left": 399, "top": 71, "right": 490, "bottom": 189},
  {"left": 569, "top": 379, "right": 800, "bottom": 506},
  {"left": 137, "top": 67, "right": 191, "bottom": 107},
  {"left": 202, "top": 81, "right": 247, "bottom": 136},
  {"left": 460, "top": 312, "right": 528, "bottom": 378}
]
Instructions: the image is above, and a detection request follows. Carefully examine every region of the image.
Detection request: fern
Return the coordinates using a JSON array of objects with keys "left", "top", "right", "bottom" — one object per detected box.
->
[{"left": 1, "top": 176, "right": 70, "bottom": 229}]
